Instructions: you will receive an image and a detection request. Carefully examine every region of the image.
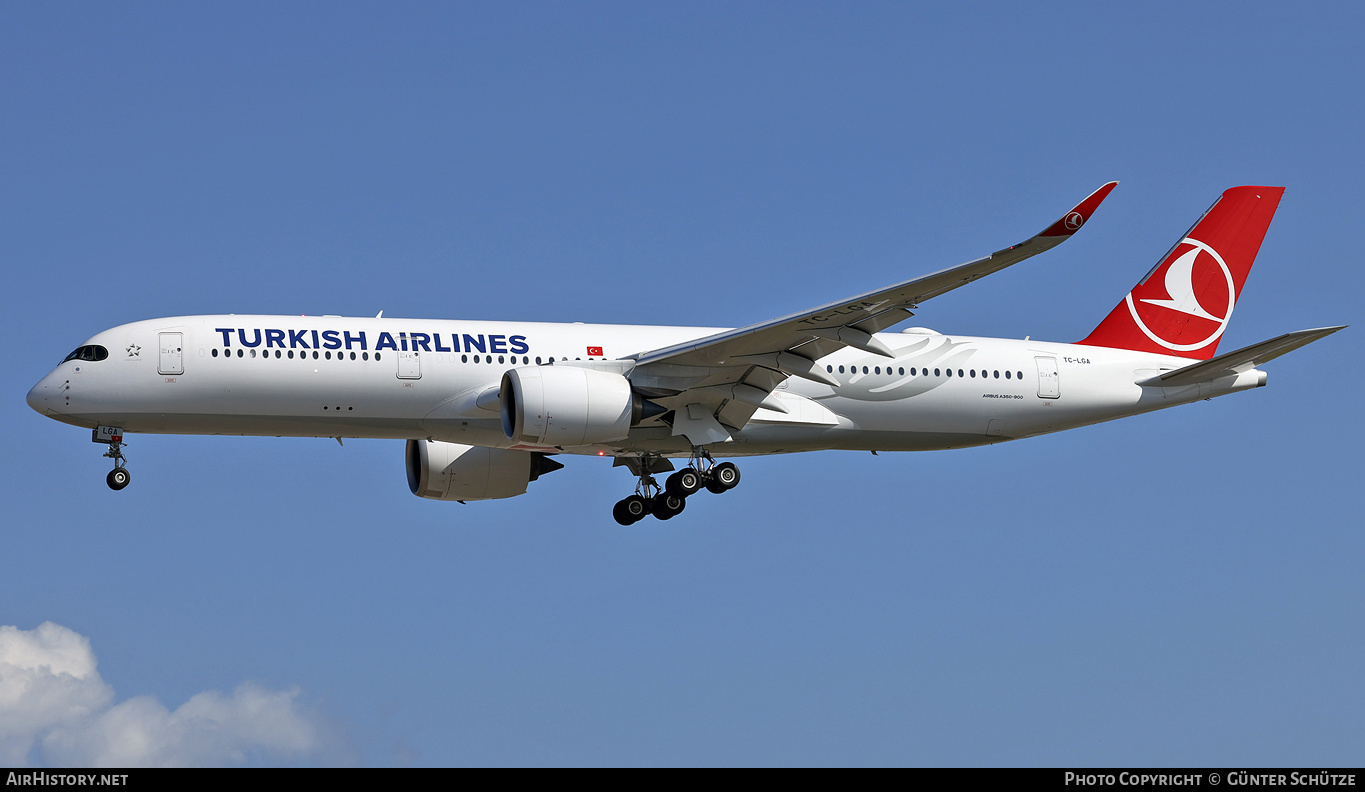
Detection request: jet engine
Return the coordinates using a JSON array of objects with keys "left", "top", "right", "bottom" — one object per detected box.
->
[
  {"left": 406, "top": 439, "right": 563, "bottom": 501},
  {"left": 500, "top": 366, "right": 652, "bottom": 447}
]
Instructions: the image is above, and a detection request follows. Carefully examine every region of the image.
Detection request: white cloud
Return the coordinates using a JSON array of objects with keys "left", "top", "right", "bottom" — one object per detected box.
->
[
  {"left": 0, "top": 623, "right": 330, "bottom": 767},
  {"left": 0, "top": 622, "right": 114, "bottom": 765}
]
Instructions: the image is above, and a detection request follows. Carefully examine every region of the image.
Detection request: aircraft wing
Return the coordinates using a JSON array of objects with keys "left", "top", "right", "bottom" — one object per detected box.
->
[
  {"left": 1145, "top": 326, "right": 1346, "bottom": 387},
  {"left": 624, "top": 182, "right": 1119, "bottom": 444}
]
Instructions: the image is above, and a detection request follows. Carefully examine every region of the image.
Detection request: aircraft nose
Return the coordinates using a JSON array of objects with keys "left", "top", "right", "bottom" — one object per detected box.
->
[{"left": 27, "top": 375, "right": 54, "bottom": 415}]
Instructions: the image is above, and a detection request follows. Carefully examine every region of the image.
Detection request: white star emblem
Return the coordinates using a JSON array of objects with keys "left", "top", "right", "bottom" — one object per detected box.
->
[{"left": 127, "top": 344, "right": 140, "bottom": 357}]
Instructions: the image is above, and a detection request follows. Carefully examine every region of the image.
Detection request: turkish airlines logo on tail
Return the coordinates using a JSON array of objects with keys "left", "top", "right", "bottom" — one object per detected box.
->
[{"left": 1124, "top": 237, "right": 1235, "bottom": 352}]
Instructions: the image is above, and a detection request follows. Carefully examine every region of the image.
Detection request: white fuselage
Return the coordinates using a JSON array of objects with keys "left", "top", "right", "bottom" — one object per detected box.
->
[{"left": 27, "top": 315, "right": 1266, "bottom": 458}]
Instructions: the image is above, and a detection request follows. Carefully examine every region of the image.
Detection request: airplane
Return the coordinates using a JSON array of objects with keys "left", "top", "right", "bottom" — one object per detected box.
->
[{"left": 27, "top": 183, "right": 1344, "bottom": 525}]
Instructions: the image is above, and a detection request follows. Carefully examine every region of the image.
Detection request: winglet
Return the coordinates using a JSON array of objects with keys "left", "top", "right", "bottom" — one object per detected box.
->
[{"left": 1039, "top": 181, "right": 1119, "bottom": 238}]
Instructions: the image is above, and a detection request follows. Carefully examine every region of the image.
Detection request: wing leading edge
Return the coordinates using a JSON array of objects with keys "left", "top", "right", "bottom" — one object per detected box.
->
[{"left": 625, "top": 181, "right": 1120, "bottom": 445}]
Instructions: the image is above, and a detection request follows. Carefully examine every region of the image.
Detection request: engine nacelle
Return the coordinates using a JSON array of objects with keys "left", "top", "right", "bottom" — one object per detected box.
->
[
  {"left": 500, "top": 366, "right": 637, "bottom": 447},
  {"left": 406, "top": 439, "right": 562, "bottom": 502}
]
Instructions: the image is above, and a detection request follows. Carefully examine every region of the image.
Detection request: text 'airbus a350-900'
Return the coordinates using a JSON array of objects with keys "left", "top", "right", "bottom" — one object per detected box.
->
[{"left": 28, "top": 183, "right": 1344, "bottom": 524}]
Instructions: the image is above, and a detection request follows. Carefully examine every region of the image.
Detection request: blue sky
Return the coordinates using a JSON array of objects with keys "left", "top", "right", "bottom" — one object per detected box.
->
[{"left": 3, "top": 2, "right": 1361, "bottom": 766}]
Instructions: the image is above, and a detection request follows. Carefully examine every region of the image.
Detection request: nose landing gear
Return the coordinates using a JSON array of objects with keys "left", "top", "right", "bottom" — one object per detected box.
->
[
  {"left": 612, "top": 450, "right": 740, "bottom": 525},
  {"left": 95, "top": 427, "right": 131, "bottom": 491}
]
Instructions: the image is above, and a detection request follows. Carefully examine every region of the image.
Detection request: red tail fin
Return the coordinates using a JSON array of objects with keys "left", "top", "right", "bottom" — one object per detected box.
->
[{"left": 1079, "top": 186, "right": 1284, "bottom": 360}]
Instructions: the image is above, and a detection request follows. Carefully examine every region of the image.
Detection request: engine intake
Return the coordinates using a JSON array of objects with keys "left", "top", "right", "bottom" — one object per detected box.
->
[
  {"left": 500, "top": 366, "right": 642, "bottom": 447},
  {"left": 406, "top": 439, "right": 562, "bottom": 501}
]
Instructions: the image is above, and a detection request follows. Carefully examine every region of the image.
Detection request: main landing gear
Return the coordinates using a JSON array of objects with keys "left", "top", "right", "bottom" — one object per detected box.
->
[{"left": 611, "top": 450, "right": 741, "bottom": 526}]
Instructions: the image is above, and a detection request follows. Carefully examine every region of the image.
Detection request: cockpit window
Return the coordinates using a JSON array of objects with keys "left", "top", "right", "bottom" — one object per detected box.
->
[{"left": 62, "top": 345, "right": 108, "bottom": 363}]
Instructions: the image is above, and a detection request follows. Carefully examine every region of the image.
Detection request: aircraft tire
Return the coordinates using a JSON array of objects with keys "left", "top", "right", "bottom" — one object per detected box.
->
[
  {"left": 622, "top": 497, "right": 647, "bottom": 521},
  {"left": 107, "top": 468, "right": 131, "bottom": 491},
  {"left": 712, "top": 462, "right": 740, "bottom": 490},
  {"left": 666, "top": 468, "right": 702, "bottom": 498},
  {"left": 653, "top": 493, "right": 686, "bottom": 520}
]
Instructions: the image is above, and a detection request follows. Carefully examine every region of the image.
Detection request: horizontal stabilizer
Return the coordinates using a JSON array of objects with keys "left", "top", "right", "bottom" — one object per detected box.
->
[{"left": 1143, "top": 326, "right": 1345, "bottom": 386}]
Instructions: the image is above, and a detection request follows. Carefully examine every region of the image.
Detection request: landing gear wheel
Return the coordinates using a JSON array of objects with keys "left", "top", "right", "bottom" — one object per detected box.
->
[
  {"left": 711, "top": 462, "right": 740, "bottom": 491},
  {"left": 652, "top": 493, "right": 686, "bottom": 520},
  {"left": 666, "top": 468, "right": 703, "bottom": 498},
  {"left": 106, "top": 467, "right": 131, "bottom": 491},
  {"left": 614, "top": 494, "right": 650, "bottom": 525},
  {"left": 100, "top": 434, "right": 130, "bottom": 491}
]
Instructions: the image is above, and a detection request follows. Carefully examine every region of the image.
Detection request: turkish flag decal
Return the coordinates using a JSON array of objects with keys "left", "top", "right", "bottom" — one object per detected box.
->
[{"left": 586, "top": 346, "right": 603, "bottom": 356}]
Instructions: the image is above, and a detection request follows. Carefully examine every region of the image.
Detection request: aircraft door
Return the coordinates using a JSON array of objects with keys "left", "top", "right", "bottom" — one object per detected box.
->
[
  {"left": 158, "top": 333, "right": 184, "bottom": 375},
  {"left": 397, "top": 351, "right": 421, "bottom": 380},
  {"left": 1035, "top": 356, "right": 1059, "bottom": 399}
]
